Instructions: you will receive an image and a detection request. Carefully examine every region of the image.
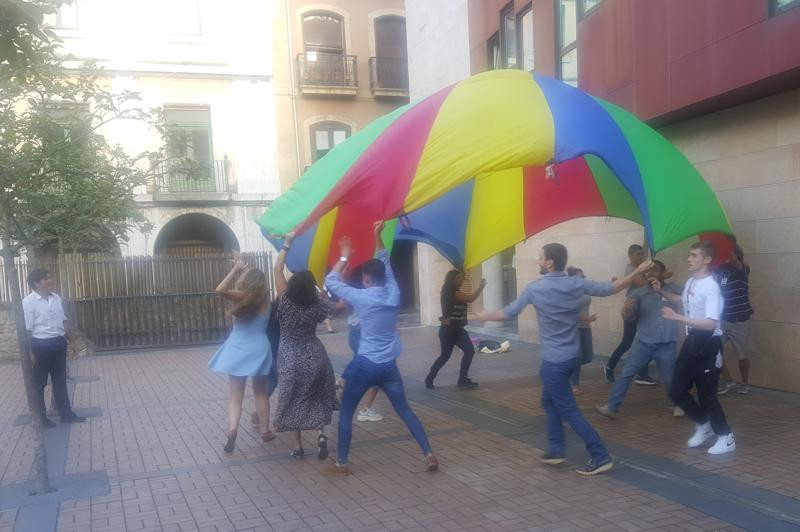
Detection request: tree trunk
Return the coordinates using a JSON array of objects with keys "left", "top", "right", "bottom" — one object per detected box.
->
[{"left": 0, "top": 240, "right": 52, "bottom": 494}]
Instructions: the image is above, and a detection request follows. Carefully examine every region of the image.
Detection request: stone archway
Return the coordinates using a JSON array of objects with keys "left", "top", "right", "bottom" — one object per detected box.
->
[{"left": 154, "top": 213, "right": 240, "bottom": 256}]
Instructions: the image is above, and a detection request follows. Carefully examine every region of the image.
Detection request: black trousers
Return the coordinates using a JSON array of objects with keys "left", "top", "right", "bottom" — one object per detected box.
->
[
  {"left": 31, "top": 336, "right": 73, "bottom": 419},
  {"left": 428, "top": 325, "right": 475, "bottom": 382},
  {"left": 606, "top": 319, "right": 649, "bottom": 378},
  {"left": 669, "top": 334, "right": 731, "bottom": 435}
]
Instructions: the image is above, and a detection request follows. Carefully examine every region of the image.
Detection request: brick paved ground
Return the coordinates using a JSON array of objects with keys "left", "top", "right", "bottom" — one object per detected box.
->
[{"left": 1, "top": 323, "right": 799, "bottom": 531}]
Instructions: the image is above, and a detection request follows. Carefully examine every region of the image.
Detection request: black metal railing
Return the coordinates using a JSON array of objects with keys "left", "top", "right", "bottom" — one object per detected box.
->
[
  {"left": 368, "top": 57, "right": 409, "bottom": 92},
  {"left": 153, "top": 159, "right": 228, "bottom": 194},
  {"left": 297, "top": 52, "right": 357, "bottom": 88}
]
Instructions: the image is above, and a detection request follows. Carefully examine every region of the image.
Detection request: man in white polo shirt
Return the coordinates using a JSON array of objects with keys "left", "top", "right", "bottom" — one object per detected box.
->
[
  {"left": 22, "top": 269, "right": 85, "bottom": 427},
  {"left": 656, "top": 242, "right": 734, "bottom": 455}
]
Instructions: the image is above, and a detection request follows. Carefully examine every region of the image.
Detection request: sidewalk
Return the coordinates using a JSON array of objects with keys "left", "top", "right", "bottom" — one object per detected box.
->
[{"left": 1, "top": 325, "right": 799, "bottom": 531}]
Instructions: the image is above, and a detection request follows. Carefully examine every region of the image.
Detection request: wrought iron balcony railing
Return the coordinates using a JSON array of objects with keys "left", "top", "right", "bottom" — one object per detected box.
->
[
  {"left": 152, "top": 159, "right": 228, "bottom": 194},
  {"left": 297, "top": 52, "right": 357, "bottom": 89},
  {"left": 368, "top": 57, "right": 409, "bottom": 93}
]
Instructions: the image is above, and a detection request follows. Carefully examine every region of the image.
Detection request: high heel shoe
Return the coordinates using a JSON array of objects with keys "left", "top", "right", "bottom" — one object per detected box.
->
[
  {"left": 261, "top": 431, "right": 275, "bottom": 442},
  {"left": 317, "top": 434, "right": 329, "bottom": 460},
  {"left": 290, "top": 448, "right": 305, "bottom": 459},
  {"left": 223, "top": 430, "right": 237, "bottom": 454}
]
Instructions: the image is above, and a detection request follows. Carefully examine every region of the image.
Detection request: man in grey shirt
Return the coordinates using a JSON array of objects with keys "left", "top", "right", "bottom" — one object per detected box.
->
[
  {"left": 596, "top": 260, "right": 683, "bottom": 418},
  {"left": 479, "top": 243, "right": 652, "bottom": 476},
  {"left": 604, "top": 244, "right": 655, "bottom": 385}
]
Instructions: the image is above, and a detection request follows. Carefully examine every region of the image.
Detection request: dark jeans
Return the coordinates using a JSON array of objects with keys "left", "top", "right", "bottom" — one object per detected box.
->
[
  {"left": 337, "top": 356, "right": 431, "bottom": 464},
  {"left": 428, "top": 325, "right": 474, "bottom": 382},
  {"left": 31, "top": 336, "right": 74, "bottom": 419},
  {"left": 348, "top": 325, "right": 360, "bottom": 356},
  {"left": 669, "top": 334, "right": 731, "bottom": 435},
  {"left": 608, "top": 340, "right": 676, "bottom": 412},
  {"left": 606, "top": 319, "right": 650, "bottom": 379},
  {"left": 541, "top": 358, "right": 609, "bottom": 462},
  {"left": 570, "top": 328, "right": 594, "bottom": 386}
]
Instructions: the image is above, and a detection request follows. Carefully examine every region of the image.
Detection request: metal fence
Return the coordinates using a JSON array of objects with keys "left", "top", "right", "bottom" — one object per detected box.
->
[
  {"left": 368, "top": 57, "right": 409, "bottom": 91},
  {"left": 151, "top": 159, "right": 229, "bottom": 194},
  {"left": 297, "top": 52, "right": 358, "bottom": 88},
  {"left": 1, "top": 252, "right": 275, "bottom": 351}
]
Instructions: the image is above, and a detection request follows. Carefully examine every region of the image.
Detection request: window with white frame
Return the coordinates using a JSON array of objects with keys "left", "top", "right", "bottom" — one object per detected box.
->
[{"left": 311, "top": 122, "right": 350, "bottom": 162}]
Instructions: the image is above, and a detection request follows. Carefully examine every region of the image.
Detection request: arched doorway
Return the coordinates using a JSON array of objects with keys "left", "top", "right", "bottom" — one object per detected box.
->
[{"left": 154, "top": 213, "right": 239, "bottom": 256}]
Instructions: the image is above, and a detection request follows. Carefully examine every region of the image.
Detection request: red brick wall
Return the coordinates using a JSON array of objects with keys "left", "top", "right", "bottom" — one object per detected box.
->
[{"left": 578, "top": 0, "right": 800, "bottom": 120}]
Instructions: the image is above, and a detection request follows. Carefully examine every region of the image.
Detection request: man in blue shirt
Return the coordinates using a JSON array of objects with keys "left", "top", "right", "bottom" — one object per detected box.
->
[
  {"left": 479, "top": 243, "right": 652, "bottom": 475},
  {"left": 324, "top": 221, "right": 437, "bottom": 476},
  {"left": 596, "top": 260, "right": 683, "bottom": 418}
]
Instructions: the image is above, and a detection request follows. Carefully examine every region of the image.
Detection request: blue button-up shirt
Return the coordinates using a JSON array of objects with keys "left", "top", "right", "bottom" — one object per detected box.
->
[
  {"left": 504, "top": 272, "right": 613, "bottom": 363},
  {"left": 628, "top": 283, "right": 683, "bottom": 344},
  {"left": 325, "top": 250, "right": 402, "bottom": 363}
]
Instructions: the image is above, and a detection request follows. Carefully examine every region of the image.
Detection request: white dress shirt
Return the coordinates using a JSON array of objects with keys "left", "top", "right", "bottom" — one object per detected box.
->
[{"left": 22, "top": 291, "right": 67, "bottom": 339}]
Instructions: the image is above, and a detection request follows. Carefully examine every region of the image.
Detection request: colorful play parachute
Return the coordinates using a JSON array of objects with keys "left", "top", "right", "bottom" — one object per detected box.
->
[{"left": 257, "top": 69, "right": 731, "bottom": 279}]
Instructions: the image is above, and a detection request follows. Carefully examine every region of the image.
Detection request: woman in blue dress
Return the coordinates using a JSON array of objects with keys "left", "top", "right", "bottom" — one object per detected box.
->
[{"left": 208, "top": 258, "right": 274, "bottom": 453}]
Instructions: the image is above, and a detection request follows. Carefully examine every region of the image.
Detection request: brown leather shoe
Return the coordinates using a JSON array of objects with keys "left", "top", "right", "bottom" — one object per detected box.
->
[
  {"left": 322, "top": 463, "right": 350, "bottom": 477},
  {"left": 426, "top": 455, "right": 439, "bottom": 472}
]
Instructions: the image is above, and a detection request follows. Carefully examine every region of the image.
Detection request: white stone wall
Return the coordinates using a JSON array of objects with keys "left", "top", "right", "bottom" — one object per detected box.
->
[
  {"left": 53, "top": 0, "right": 271, "bottom": 78},
  {"left": 121, "top": 204, "right": 278, "bottom": 256},
  {"left": 515, "top": 88, "right": 800, "bottom": 393},
  {"left": 406, "top": 0, "right": 472, "bottom": 325},
  {"left": 50, "top": 0, "right": 280, "bottom": 255}
]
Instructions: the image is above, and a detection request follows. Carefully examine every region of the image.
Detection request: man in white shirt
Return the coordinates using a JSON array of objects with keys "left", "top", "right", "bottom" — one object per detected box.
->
[
  {"left": 22, "top": 269, "right": 85, "bottom": 427},
  {"left": 655, "top": 242, "right": 734, "bottom": 455}
]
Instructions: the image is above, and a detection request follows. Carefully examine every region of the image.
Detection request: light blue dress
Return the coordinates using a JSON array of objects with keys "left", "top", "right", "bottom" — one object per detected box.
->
[{"left": 208, "top": 311, "right": 272, "bottom": 377}]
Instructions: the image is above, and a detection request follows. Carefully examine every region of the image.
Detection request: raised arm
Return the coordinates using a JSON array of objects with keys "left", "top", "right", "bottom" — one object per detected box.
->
[
  {"left": 215, "top": 258, "right": 248, "bottom": 302},
  {"left": 610, "top": 259, "right": 654, "bottom": 294},
  {"left": 326, "top": 237, "right": 363, "bottom": 304},
  {"left": 454, "top": 279, "right": 487, "bottom": 304},
  {"left": 273, "top": 232, "right": 295, "bottom": 299},
  {"left": 649, "top": 278, "right": 682, "bottom": 304},
  {"left": 477, "top": 285, "right": 530, "bottom": 322},
  {"left": 373, "top": 221, "right": 399, "bottom": 304}
]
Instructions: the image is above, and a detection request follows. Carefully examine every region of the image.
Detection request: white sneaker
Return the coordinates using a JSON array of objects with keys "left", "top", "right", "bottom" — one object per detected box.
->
[
  {"left": 673, "top": 406, "right": 685, "bottom": 417},
  {"left": 357, "top": 408, "right": 383, "bottom": 422},
  {"left": 687, "top": 422, "right": 714, "bottom": 448},
  {"left": 707, "top": 433, "right": 736, "bottom": 455}
]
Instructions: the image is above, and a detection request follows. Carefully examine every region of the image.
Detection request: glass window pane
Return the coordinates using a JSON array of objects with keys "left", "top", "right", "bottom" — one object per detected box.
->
[
  {"left": 189, "top": 130, "right": 211, "bottom": 165},
  {"left": 583, "top": 0, "right": 601, "bottom": 13},
  {"left": 303, "top": 13, "right": 344, "bottom": 52},
  {"left": 375, "top": 16, "right": 407, "bottom": 59},
  {"left": 332, "top": 130, "right": 347, "bottom": 146},
  {"left": 776, "top": 0, "right": 800, "bottom": 11},
  {"left": 502, "top": 9, "right": 517, "bottom": 68},
  {"left": 560, "top": 0, "right": 577, "bottom": 49},
  {"left": 520, "top": 10, "right": 534, "bottom": 71},
  {"left": 560, "top": 48, "right": 578, "bottom": 87},
  {"left": 487, "top": 33, "right": 501, "bottom": 70},
  {"left": 314, "top": 130, "right": 330, "bottom": 151}
]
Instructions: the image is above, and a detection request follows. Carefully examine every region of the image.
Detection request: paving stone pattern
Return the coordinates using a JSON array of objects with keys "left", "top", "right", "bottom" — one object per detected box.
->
[{"left": 1, "top": 323, "right": 797, "bottom": 531}]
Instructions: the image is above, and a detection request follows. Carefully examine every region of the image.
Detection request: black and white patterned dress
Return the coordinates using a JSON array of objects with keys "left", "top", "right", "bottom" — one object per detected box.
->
[{"left": 273, "top": 294, "right": 338, "bottom": 432}]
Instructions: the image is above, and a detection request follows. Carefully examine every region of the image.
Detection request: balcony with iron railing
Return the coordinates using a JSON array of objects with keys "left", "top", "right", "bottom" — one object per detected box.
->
[
  {"left": 150, "top": 158, "right": 230, "bottom": 199},
  {"left": 368, "top": 57, "right": 409, "bottom": 98},
  {"left": 297, "top": 52, "right": 358, "bottom": 96}
]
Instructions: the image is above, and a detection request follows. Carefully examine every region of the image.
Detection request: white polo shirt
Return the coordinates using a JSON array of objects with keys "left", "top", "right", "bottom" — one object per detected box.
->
[
  {"left": 22, "top": 291, "right": 67, "bottom": 339},
  {"left": 682, "top": 275, "right": 724, "bottom": 337}
]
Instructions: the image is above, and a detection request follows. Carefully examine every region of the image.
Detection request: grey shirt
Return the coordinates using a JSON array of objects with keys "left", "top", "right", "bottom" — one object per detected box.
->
[
  {"left": 503, "top": 272, "right": 613, "bottom": 363},
  {"left": 577, "top": 295, "right": 591, "bottom": 330},
  {"left": 628, "top": 283, "right": 683, "bottom": 344}
]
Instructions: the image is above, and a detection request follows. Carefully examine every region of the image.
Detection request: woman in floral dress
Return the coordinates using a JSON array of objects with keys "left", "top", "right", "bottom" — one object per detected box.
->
[{"left": 272, "top": 232, "right": 338, "bottom": 460}]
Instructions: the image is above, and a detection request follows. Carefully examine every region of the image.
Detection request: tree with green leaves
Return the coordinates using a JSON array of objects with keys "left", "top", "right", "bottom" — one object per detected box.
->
[{"left": 1, "top": 0, "right": 176, "bottom": 494}]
